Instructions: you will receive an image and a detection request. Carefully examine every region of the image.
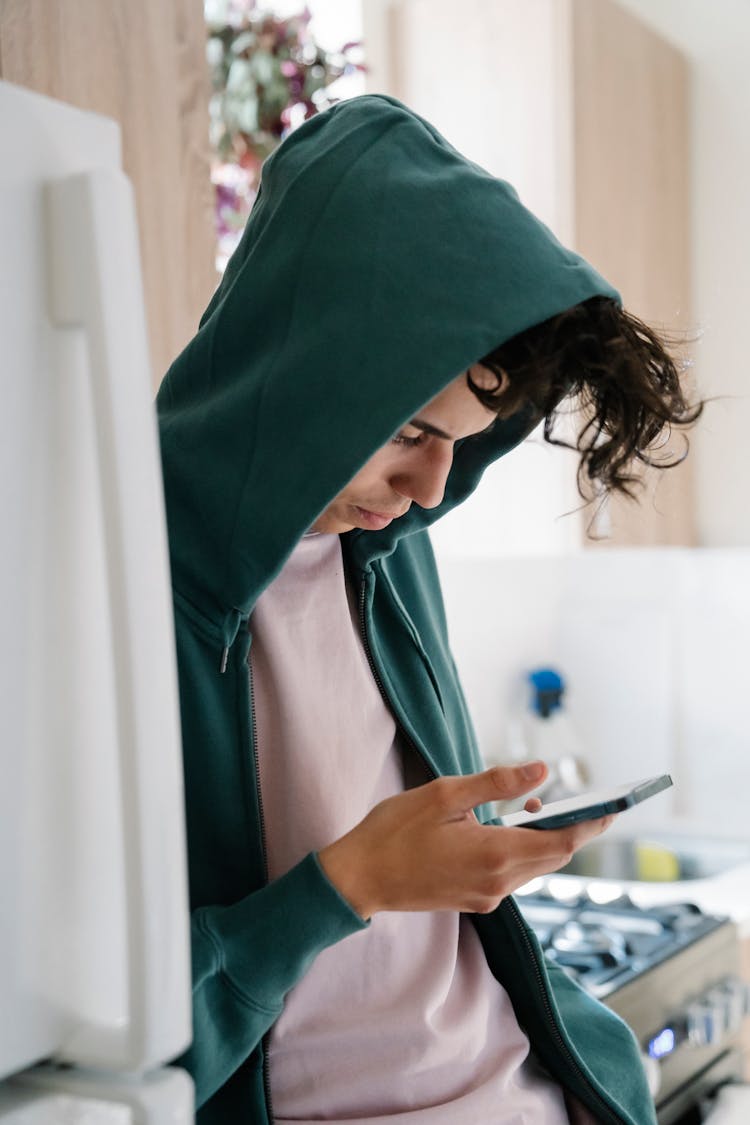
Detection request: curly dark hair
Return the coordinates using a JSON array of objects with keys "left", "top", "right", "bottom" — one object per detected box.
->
[{"left": 469, "top": 296, "right": 702, "bottom": 502}]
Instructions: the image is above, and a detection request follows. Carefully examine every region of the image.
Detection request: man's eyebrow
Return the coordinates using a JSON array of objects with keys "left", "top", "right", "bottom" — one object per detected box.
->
[
  {"left": 408, "top": 415, "right": 497, "bottom": 441},
  {"left": 409, "top": 416, "right": 453, "bottom": 440}
]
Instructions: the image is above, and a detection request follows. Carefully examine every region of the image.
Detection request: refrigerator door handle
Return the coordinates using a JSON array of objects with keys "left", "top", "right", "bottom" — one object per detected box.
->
[{"left": 44, "top": 169, "right": 191, "bottom": 1070}]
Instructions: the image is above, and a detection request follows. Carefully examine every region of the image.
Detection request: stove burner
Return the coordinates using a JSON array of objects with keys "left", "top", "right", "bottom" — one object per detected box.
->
[
  {"left": 515, "top": 887, "right": 727, "bottom": 998},
  {"left": 551, "top": 919, "right": 628, "bottom": 961}
]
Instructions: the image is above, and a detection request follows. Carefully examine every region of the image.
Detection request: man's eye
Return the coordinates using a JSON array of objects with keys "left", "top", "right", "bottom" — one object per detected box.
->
[{"left": 391, "top": 431, "right": 426, "bottom": 448}]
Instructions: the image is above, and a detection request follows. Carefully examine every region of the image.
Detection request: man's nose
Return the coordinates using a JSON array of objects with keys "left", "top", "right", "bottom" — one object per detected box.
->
[{"left": 393, "top": 444, "right": 454, "bottom": 510}]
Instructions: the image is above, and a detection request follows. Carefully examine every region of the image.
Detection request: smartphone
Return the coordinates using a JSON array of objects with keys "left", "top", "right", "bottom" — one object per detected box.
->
[{"left": 500, "top": 774, "right": 673, "bottom": 830}]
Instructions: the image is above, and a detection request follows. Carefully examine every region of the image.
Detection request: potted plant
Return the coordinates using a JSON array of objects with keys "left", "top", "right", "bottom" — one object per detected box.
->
[{"left": 205, "top": 0, "right": 365, "bottom": 268}]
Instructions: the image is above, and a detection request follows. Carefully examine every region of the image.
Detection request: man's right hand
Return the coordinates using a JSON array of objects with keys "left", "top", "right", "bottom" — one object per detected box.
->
[{"left": 318, "top": 763, "right": 613, "bottom": 921}]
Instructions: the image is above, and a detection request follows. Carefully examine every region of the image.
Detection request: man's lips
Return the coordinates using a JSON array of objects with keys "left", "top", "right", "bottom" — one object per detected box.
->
[
  {"left": 359, "top": 506, "right": 406, "bottom": 520},
  {"left": 355, "top": 505, "right": 409, "bottom": 529}
]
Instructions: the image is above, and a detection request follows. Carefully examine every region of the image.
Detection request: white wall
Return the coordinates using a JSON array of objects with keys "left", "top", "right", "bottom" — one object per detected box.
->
[{"left": 438, "top": 548, "right": 750, "bottom": 837}]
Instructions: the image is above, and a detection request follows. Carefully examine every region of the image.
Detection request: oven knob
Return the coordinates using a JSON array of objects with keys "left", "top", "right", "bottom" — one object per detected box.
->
[
  {"left": 686, "top": 1001, "right": 708, "bottom": 1046},
  {"left": 716, "top": 977, "right": 747, "bottom": 1033},
  {"left": 686, "top": 999, "right": 721, "bottom": 1046},
  {"left": 706, "top": 987, "right": 731, "bottom": 1038}
]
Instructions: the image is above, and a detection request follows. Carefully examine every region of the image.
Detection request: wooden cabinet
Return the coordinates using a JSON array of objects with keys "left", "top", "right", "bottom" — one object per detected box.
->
[
  {"left": 365, "top": 0, "right": 695, "bottom": 550},
  {"left": 0, "top": 0, "right": 217, "bottom": 387}
]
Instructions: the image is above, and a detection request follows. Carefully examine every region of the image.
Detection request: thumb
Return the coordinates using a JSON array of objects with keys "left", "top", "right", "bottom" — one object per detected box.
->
[{"left": 437, "top": 762, "right": 547, "bottom": 813}]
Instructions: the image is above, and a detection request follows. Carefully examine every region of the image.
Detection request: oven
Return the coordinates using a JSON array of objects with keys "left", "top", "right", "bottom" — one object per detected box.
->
[{"left": 515, "top": 881, "right": 749, "bottom": 1123}]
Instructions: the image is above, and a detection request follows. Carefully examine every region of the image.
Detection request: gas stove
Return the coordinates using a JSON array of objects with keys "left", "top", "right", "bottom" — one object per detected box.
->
[
  {"left": 515, "top": 883, "right": 726, "bottom": 1000},
  {"left": 515, "top": 879, "right": 748, "bottom": 1124}
]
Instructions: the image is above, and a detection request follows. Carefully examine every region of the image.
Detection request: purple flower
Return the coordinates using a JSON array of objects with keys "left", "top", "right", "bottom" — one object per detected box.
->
[{"left": 215, "top": 182, "right": 238, "bottom": 209}]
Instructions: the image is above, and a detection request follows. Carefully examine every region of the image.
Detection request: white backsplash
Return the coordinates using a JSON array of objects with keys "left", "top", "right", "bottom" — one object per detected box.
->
[{"left": 436, "top": 547, "right": 750, "bottom": 838}]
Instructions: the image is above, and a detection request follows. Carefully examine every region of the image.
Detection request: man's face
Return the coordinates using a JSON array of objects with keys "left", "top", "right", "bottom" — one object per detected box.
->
[{"left": 312, "top": 366, "right": 501, "bottom": 534}]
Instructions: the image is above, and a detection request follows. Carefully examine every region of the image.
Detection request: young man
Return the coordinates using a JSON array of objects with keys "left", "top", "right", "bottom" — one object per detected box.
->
[{"left": 157, "top": 95, "right": 698, "bottom": 1123}]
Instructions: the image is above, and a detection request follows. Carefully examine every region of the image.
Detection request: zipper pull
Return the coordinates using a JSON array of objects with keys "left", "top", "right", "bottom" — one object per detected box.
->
[{"left": 219, "top": 608, "right": 247, "bottom": 673}]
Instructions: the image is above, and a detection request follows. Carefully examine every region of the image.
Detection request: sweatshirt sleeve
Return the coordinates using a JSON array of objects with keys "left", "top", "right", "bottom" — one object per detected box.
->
[{"left": 180, "top": 851, "right": 368, "bottom": 1109}]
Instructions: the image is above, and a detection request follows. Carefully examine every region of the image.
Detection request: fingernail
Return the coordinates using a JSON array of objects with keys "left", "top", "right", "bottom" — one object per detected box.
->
[{"left": 521, "top": 761, "right": 544, "bottom": 780}]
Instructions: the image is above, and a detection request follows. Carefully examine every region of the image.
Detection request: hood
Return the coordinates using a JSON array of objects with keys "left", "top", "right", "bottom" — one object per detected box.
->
[{"left": 157, "top": 94, "right": 618, "bottom": 624}]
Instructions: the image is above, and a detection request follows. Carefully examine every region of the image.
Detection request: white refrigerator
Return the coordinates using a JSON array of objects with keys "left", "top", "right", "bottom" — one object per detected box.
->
[{"left": 0, "top": 80, "right": 194, "bottom": 1121}]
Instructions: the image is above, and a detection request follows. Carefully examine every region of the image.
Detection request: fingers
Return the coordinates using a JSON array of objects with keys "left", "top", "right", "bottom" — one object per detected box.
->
[
  {"left": 465, "top": 814, "right": 617, "bottom": 913},
  {"left": 507, "top": 814, "right": 614, "bottom": 857},
  {"left": 562, "top": 813, "right": 616, "bottom": 848},
  {"left": 428, "top": 762, "right": 548, "bottom": 814},
  {"left": 319, "top": 779, "right": 616, "bottom": 921},
  {"left": 456, "top": 830, "right": 578, "bottom": 914}
]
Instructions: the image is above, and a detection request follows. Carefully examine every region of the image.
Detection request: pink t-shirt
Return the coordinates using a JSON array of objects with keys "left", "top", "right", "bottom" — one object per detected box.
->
[{"left": 251, "top": 532, "right": 576, "bottom": 1123}]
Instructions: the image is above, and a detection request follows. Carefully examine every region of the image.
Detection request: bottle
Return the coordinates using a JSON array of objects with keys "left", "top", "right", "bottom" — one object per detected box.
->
[{"left": 506, "top": 667, "right": 590, "bottom": 804}]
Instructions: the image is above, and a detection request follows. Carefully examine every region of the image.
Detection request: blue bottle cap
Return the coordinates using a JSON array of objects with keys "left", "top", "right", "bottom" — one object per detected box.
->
[{"left": 528, "top": 667, "right": 564, "bottom": 718}]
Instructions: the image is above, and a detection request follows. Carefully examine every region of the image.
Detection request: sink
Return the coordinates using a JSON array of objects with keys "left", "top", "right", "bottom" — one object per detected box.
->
[{"left": 559, "top": 834, "right": 750, "bottom": 883}]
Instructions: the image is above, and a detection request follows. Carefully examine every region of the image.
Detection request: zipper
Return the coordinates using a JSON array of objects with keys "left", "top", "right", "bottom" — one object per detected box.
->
[
  {"left": 247, "top": 654, "right": 275, "bottom": 1123},
  {"left": 506, "top": 897, "right": 629, "bottom": 1125},
  {"left": 358, "top": 575, "right": 437, "bottom": 779},
  {"left": 248, "top": 661, "right": 269, "bottom": 883},
  {"left": 359, "top": 570, "right": 629, "bottom": 1125}
]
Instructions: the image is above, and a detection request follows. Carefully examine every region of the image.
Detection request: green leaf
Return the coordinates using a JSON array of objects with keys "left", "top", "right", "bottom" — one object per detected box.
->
[{"left": 249, "top": 50, "right": 276, "bottom": 86}]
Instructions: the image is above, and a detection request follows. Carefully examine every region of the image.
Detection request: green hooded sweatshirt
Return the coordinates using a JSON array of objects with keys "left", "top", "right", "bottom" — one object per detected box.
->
[{"left": 156, "top": 94, "right": 656, "bottom": 1124}]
